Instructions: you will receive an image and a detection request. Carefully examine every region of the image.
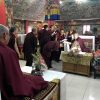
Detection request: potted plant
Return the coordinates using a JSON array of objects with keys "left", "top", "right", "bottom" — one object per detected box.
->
[{"left": 31, "top": 51, "right": 47, "bottom": 75}]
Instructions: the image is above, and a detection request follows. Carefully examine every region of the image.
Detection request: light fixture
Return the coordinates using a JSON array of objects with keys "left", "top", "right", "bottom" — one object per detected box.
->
[
  {"left": 75, "top": 0, "right": 87, "bottom": 4},
  {"left": 60, "top": 1, "right": 63, "bottom": 5},
  {"left": 89, "top": 95, "right": 95, "bottom": 100}
]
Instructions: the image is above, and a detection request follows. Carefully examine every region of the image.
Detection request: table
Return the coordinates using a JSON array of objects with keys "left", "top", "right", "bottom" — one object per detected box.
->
[
  {"left": 43, "top": 70, "right": 67, "bottom": 100},
  {"left": 21, "top": 66, "right": 67, "bottom": 100}
]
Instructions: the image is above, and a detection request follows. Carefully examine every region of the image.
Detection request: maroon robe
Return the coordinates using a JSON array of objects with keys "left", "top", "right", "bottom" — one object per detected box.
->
[
  {"left": 42, "top": 41, "right": 59, "bottom": 68},
  {"left": 38, "top": 29, "right": 51, "bottom": 55},
  {"left": 57, "top": 34, "right": 65, "bottom": 42},
  {"left": 76, "top": 37, "right": 91, "bottom": 53},
  {"left": 0, "top": 42, "right": 48, "bottom": 100},
  {"left": 43, "top": 41, "right": 59, "bottom": 57}
]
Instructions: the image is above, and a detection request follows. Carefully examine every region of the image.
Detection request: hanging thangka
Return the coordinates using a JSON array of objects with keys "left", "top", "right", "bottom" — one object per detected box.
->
[
  {"left": 5, "top": 0, "right": 13, "bottom": 28},
  {"left": 45, "top": 0, "right": 51, "bottom": 20},
  {"left": 45, "top": 0, "right": 60, "bottom": 20}
]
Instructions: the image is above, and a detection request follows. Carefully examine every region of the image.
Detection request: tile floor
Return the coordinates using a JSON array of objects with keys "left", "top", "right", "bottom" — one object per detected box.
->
[{"left": 19, "top": 60, "right": 100, "bottom": 100}]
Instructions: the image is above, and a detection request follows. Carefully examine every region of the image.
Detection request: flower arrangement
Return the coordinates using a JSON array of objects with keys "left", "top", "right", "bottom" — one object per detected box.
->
[{"left": 31, "top": 50, "right": 47, "bottom": 75}]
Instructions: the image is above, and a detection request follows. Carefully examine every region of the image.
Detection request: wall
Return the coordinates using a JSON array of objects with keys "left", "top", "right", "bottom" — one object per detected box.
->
[
  {"left": 56, "top": 20, "right": 100, "bottom": 35},
  {"left": 60, "top": 0, "right": 100, "bottom": 20},
  {"left": 5, "top": 0, "right": 13, "bottom": 27},
  {"left": 13, "top": 19, "right": 25, "bottom": 34},
  {"left": 13, "top": 0, "right": 46, "bottom": 21}
]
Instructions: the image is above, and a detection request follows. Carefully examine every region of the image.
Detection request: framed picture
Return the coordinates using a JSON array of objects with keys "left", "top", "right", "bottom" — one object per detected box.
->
[{"left": 79, "top": 35, "right": 95, "bottom": 51}]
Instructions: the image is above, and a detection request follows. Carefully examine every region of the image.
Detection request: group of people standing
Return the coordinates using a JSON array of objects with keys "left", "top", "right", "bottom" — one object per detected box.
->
[
  {"left": 23, "top": 25, "right": 91, "bottom": 69},
  {"left": 6, "top": 25, "right": 61, "bottom": 69},
  {"left": 23, "top": 25, "right": 60, "bottom": 69},
  {"left": 7, "top": 25, "right": 91, "bottom": 69}
]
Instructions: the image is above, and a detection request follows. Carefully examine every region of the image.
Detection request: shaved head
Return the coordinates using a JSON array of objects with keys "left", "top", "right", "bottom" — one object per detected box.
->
[
  {"left": 0, "top": 24, "right": 9, "bottom": 38},
  {"left": 74, "top": 33, "right": 79, "bottom": 40},
  {"left": 0, "top": 24, "right": 9, "bottom": 44}
]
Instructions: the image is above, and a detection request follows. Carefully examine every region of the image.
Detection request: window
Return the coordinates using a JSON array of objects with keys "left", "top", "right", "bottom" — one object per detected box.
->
[{"left": 83, "top": 25, "right": 90, "bottom": 34}]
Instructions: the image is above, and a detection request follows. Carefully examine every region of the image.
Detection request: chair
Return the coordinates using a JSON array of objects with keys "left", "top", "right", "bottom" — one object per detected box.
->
[
  {"left": 95, "top": 35, "right": 100, "bottom": 50},
  {"left": 92, "top": 57, "right": 100, "bottom": 79}
]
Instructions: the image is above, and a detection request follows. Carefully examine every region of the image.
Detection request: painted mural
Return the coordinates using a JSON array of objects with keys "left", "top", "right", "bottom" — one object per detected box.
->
[
  {"left": 5, "top": 0, "right": 13, "bottom": 27},
  {"left": 13, "top": 19, "right": 25, "bottom": 34},
  {"left": 60, "top": 0, "right": 100, "bottom": 20},
  {"left": 13, "top": 0, "right": 46, "bottom": 21}
]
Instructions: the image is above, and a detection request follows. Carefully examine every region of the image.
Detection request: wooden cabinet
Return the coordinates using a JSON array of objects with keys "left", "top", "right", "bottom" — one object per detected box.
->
[
  {"left": 62, "top": 62, "right": 90, "bottom": 76},
  {"left": 63, "top": 62, "right": 75, "bottom": 73},
  {"left": 61, "top": 51, "right": 93, "bottom": 76}
]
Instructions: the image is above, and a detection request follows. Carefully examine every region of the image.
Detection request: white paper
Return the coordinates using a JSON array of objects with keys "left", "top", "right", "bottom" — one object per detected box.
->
[{"left": 21, "top": 66, "right": 32, "bottom": 73}]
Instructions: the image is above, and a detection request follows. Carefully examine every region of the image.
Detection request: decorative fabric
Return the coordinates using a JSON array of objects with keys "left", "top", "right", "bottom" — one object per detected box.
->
[
  {"left": 60, "top": 51, "right": 93, "bottom": 66},
  {"left": 45, "top": 0, "right": 60, "bottom": 20},
  {"left": 33, "top": 82, "right": 57, "bottom": 100}
]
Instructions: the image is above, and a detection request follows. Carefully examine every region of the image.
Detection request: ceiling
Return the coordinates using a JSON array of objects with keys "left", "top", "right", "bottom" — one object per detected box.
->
[{"left": 5, "top": 0, "right": 100, "bottom": 21}]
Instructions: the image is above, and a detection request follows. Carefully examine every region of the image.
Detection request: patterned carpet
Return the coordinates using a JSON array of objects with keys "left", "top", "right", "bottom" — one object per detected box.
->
[{"left": 24, "top": 82, "right": 57, "bottom": 100}]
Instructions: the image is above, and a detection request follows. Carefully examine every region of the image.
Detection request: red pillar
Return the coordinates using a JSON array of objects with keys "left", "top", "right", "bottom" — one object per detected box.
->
[
  {"left": 25, "top": 20, "right": 28, "bottom": 34},
  {"left": 0, "top": 0, "right": 6, "bottom": 25}
]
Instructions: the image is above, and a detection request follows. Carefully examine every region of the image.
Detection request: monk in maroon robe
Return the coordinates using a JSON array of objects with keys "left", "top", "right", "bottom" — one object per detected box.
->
[
  {"left": 74, "top": 33, "right": 91, "bottom": 53},
  {"left": 38, "top": 25, "right": 51, "bottom": 55},
  {"left": 42, "top": 35, "right": 59, "bottom": 68},
  {"left": 0, "top": 24, "right": 48, "bottom": 100}
]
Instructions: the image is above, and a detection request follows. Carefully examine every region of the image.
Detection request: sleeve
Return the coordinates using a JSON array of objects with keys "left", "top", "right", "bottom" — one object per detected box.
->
[
  {"left": 54, "top": 41, "right": 59, "bottom": 51},
  {"left": 31, "top": 36, "right": 37, "bottom": 53},
  {"left": 50, "top": 41, "right": 59, "bottom": 52},
  {"left": 0, "top": 56, "right": 3, "bottom": 88},
  {"left": 8, "top": 37, "right": 15, "bottom": 48}
]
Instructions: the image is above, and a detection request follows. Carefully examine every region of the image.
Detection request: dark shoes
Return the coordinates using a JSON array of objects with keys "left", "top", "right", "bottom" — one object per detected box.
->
[{"left": 54, "top": 59, "right": 61, "bottom": 62}]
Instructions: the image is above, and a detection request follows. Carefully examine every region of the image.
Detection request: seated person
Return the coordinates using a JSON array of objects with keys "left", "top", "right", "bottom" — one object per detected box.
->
[
  {"left": 0, "top": 24, "right": 48, "bottom": 100},
  {"left": 71, "top": 40, "right": 81, "bottom": 53},
  {"left": 71, "top": 33, "right": 91, "bottom": 53}
]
